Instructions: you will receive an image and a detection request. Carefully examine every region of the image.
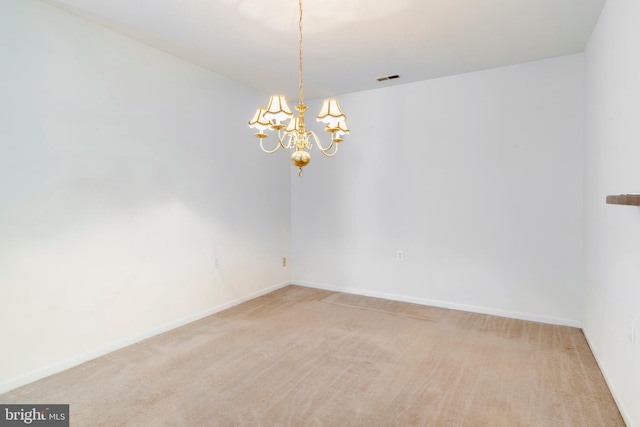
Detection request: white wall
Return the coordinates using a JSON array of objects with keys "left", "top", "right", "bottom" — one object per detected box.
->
[
  {"left": 0, "top": 0, "right": 290, "bottom": 393},
  {"left": 292, "top": 55, "right": 585, "bottom": 326},
  {"left": 584, "top": 0, "right": 640, "bottom": 424},
  {"left": 7, "top": 0, "right": 634, "bottom": 418}
]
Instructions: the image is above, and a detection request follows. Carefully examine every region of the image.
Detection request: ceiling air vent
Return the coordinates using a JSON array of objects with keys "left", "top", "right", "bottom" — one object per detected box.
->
[{"left": 377, "top": 74, "right": 400, "bottom": 82}]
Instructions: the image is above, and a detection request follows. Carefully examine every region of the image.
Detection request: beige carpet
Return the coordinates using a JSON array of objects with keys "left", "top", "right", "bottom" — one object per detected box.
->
[{"left": 0, "top": 285, "right": 624, "bottom": 426}]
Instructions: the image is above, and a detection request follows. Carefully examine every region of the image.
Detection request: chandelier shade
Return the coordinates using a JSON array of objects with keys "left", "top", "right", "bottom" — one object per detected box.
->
[
  {"left": 317, "top": 98, "right": 346, "bottom": 125},
  {"left": 247, "top": 0, "right": 349, "bottom": 176},
  {"left": 248, "top": 108, "right": 271, "bottom": 134},
  {"left": 264, "top": 94, "right": 294, "bottom": 125},
  {"left": 285, "top": 117, "right": 301, "bottom": 133},
  {"left": 330, "top": 119, "right": 349, "bottom": 142}
]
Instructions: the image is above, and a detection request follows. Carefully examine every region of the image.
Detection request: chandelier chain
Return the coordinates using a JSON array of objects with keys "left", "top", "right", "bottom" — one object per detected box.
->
[{"left": 298, "top": 0, "right": 304, "bottom": 107}]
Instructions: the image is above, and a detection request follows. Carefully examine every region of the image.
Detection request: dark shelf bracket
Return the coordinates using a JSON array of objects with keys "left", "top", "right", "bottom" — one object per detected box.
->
[{"left": 606, "top": 194, "right": 640, "bottom": 206}]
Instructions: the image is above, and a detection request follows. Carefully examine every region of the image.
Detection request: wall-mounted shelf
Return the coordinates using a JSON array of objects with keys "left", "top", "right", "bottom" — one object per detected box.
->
[{"left": 606, "top": 194, "right": 640, "bottom": 206}]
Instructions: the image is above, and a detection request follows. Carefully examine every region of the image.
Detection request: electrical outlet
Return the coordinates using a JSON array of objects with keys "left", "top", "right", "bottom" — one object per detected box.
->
[
  {"left": 282, "top": 257, "right": 287, "bottom": 267},
  {"left": 213, "top": 256, "right": 219, "bottom": 269},
  {"left": 396, "top": 250, "right": 404, "bottom": 262},
  {"left": 629, "top": 317, "right": 636, "bottom": 346}
]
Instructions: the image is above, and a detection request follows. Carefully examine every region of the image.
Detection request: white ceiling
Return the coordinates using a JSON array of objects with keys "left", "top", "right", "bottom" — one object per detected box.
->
[{"left": 43, "top": 0, "right": 605, "bottom": 100}]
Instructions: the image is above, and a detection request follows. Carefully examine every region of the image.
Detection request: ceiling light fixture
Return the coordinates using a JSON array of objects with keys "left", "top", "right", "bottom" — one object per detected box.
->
[{"left": 248, "top": 0, "right": 349, "bottom": 176}]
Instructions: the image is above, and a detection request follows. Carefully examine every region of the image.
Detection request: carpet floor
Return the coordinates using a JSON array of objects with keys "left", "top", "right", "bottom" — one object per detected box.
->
[{"left": 0, "top": 285, "right": 624, "bottom": 426}]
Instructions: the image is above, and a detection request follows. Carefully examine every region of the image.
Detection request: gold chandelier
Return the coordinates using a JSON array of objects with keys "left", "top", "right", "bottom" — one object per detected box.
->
[{"left": 248, "top": 0, "right": 349, "bottom": 176}]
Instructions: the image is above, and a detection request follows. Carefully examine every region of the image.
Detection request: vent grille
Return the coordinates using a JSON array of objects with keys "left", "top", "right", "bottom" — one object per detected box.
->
[{"left": 377, "top": 74, "right": 400, "bottom": 82}]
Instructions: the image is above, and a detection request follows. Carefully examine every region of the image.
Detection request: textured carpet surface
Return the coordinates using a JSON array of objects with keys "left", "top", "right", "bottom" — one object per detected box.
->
[{"left": 1, "top": 285, "right": 624, "bottom": 426}]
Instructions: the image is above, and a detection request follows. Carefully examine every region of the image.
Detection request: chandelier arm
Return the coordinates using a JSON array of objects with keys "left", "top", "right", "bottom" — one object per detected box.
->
[
  {"left": 320, "top": 141, "right": 339, "bottom": 157},
  {"left": 277, "top": 130, "right": 287, "bottom": 149},
  {"left": 309, "top": 131, "right": 339, "bottom": 156},
  {"left": 280, "top": 132, "right": 295, "bottom": 150},
  {"left": 308, "top": 131, "right": 333, "bottom": 152},
  {"left": 301, "top": 132, "right": 312, "bottom": 150},
  {"left": 259, "top": 137, "right": 282, "bottom": 154}
]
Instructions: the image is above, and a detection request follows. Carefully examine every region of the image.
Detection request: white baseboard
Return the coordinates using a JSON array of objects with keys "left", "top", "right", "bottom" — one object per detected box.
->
[
  {"left": 582, "top": 330, "right": 631, "bottom": 427},
  {"left": 0, "top": 280, "right": 290, "bottom": 395},
  {"left": 295, "top": 280, "right": 582, "bottom": 328}
]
